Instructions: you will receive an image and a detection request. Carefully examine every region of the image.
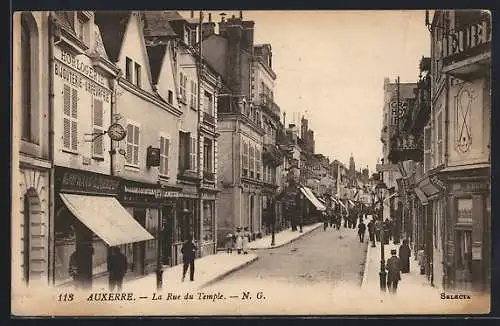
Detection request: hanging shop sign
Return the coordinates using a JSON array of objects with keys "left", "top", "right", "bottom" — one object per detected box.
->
[{"left": 55, "top": 166, "right": 120, "bottom": 195}]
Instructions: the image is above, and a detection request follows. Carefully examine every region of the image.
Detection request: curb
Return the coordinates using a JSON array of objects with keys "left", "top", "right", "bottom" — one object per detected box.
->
[
  {"left": 361, "top": 241, "right": 372, "bottom": 289},
  {"left": 198, "top": 256, "right": 259, "bottom": 289},
  {"left": 249, "top": 223, "right": 323, "bottom": 250}
]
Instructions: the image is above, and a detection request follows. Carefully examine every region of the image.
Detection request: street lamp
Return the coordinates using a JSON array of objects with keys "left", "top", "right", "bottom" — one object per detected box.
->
[
  {"left": 270, "top": 198, "right": 276, "bottom": 246},
  {"left": 370, "top": 190, "right": 377, "bottom": 248},
  {"left": 375, "top": 180, "right": 388, "bottom": 291}
]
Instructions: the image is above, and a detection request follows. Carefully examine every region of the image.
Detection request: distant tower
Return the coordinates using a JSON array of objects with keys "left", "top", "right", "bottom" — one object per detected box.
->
[{"left": 349, "top": 153, "right": 356, "bottom": 180}]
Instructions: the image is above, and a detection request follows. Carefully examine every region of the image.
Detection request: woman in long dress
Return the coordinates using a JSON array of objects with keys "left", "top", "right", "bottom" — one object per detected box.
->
[
  {"left": 242, "top": 227, "right": 250, "bottom": 254},
  {"left": 235, "top": 227, "right": 243, "bottom": 254}
]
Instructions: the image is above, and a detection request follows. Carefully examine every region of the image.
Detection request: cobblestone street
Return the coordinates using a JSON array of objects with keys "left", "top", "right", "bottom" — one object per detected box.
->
[{"left": 213, "top": 224, "right": 368, "bottom": 288}]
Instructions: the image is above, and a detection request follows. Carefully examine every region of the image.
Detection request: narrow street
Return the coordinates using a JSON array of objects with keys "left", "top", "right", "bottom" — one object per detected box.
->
[{"left": 213, "top": 224, "right": 368, "bottom": 289}]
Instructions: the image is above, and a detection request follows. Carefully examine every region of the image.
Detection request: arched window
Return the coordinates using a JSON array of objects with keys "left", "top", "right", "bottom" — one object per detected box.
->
[{"left": 21, "top": 16, "right": 31, "bottom": 141}]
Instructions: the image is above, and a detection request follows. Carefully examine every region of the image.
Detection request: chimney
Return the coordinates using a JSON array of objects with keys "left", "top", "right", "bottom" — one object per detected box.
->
[
  {"left": 225, "top": 18, "right": 243, "bottom": 94},
  {"left": 240, "top": 11, "right": 243, "bottom": 19},
  {"left": 241, "top": 20, "right": 255, "bottom": 52},
  {"left": 190, "top": 11, "right": 194, "bottom": 18},
  {"left": 209, "top": 13, "right": 212, "bottom": 21}
]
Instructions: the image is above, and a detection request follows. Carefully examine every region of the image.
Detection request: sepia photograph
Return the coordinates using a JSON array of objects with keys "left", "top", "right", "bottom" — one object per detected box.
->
[{"left": 11, "top": 9, "right": 492, "bottom": 316}]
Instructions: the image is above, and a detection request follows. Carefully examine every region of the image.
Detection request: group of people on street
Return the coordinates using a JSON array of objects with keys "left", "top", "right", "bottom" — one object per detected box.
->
[{"left": 225, "top": 227, "right": 251, "bottom": 254}]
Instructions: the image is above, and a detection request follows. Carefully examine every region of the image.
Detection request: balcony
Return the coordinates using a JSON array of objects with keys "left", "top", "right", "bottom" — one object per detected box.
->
[
  {"left": 388, "top": 133, "right": 424, "bottom": 164},
  {"left": 441, "top": 14, "right": 491, "bottom": 79},
  {"left": 258, "top": 94, "right": 281, "bottom": 121},
  {"left": 203, "top": 112, "right": 216, "bottom": 126},
  {"left": 203, "top": 170, "right": 215, "bottom": 183}
]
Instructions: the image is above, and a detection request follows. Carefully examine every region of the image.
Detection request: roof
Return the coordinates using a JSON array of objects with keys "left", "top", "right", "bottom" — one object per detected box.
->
[
  {"left": 94, "top": 11, "right": 131, "bottom": 62},
  {"left": 143, "top": 11, "right": 179, "bottom": 38},
  {"left": 146, "top": 44, "right": 167, "bottom": 85}
]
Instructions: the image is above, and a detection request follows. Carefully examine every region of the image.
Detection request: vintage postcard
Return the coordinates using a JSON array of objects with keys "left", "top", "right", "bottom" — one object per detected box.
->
[{"left": 11, "top": 9, "right": 492, "bottom": 316}]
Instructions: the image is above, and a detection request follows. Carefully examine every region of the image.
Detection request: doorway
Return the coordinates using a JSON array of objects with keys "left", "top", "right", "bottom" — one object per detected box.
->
[
  {"left": 250, "top": 195, "right": 254, "bottom": 234},
  {"left": 132, "top": 208, "right": 146, "bottom": 275},
  {"left": 161, "top": 205, "right": 175, "bottom": 266}
]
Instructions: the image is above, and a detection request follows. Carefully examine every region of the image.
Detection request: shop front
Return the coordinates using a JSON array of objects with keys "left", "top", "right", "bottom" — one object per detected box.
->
[
  {"left": 415, "top": 172, "right": 443, "bottom": 287},
  {"left": 53, "top": 166, "right": 154, "bottom": 288},
  {"left": 119, "top": 179, "right": 181, "bottom": 274},
  {"left": 439, "top": 166, "right": 490, "bottom": 293},
  {"left": 175, "top": 184, "right": 199, "bottom": 265},
  {"left": 200, "top": 189, "right": 217, "bottom": 257}
]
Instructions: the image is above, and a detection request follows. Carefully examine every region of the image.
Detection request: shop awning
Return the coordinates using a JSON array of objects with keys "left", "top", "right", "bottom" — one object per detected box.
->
[
  {"left": 413, "top": 187, "right": 429, "bottom": 205},
  {"left": 60, "top": 193, "right": 155, "bottom": 247},
  {"left": 300, "top": 187, "right": 326, "bottom": 211}
]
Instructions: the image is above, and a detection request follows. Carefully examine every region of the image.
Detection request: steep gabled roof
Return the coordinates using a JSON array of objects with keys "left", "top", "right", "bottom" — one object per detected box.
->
[
  {"left": 143, "top": 11, "right": 178, "bottom": 38},
  {"left": 146, "top": 44, "right": 168, "bottom": 85},
  {"left": 94, "top": 11, "right": 131, "bottom": 62}
]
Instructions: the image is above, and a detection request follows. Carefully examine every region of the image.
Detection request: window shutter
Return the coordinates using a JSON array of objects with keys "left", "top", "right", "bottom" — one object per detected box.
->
[
  {"left": 126, "top": 124, "right": 133, "bottom": 164},
  {"left": 63, "top": 85, "right": 71, "bottom": 149},
  {"left": 133, "top": 125, "right": 140, "bottom": 165},
  {"left": 165, "top": 138, "right": 170, "bottom": 173},
  {"left": 70, "top": 88, "right": 78, "bottom": 150},
  {"left": 159, "top": 136, "right": 165, "bottom": 174},
  {"left": 93, "top": 98, "right": 104, "bottom": 156}
]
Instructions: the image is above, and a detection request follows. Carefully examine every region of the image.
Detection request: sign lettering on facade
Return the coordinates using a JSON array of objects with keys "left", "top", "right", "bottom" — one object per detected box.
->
[
  {"left": 53, "top": 48, "right": 111, "bottom": 103},
  {"left": 56, "top": 168, "right": 120, "bottom": 194},
  {"left": 390, "top": 100, "right": 408, "bottom": 125}
]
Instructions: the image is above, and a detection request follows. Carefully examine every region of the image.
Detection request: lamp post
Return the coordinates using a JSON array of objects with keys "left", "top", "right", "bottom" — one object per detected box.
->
[
  {"left": 270, "top": 198, "right": 276, "bottom": 246},
  {"left": 375, "top": 180, "right": 388, "bottom": 292},
  {"left": 370, "top": 191, "right": 376, "bottom": 248}
]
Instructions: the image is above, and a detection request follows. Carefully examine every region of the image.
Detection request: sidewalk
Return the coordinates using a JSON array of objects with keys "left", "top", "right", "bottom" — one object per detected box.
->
[
  {"left": 248, "top": 222, "right": 323, "bottom": 250},
  {"left": 91, "top": 252, "right": 258, "bottom": 293},
  {"left": 361, "top": 239, "right": 440, "bottom": 297}
]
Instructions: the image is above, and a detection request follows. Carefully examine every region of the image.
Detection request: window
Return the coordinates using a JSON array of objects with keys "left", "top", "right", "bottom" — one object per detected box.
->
[
  {"left": 125, "top": 57, "right": 133, "bottom": 83},
  {"left": 63, "top": 85, "right": 78, "bottom": 152},
  {"left": 203, "top": 138, "right": 213, "bottom": 173},
  {"left": 168, "top": 90, "right": 173, "bottom": 104},
  {"left": 92, "top": 98, "right": 105, "bottom": 157},
  {"left": 190, "top": 80, "right": 197, "bottom": 109},
  {"left": 204, "top": 91, "right": 213, "bottom": 115},
  {"left": 242, "top": 141, "right": 249, "bottom": 177},
  {"left": 189, "top": 29, "right": 197, "bottom": 47},
  {"left": 134, "top": 62, "right": 141, "bottom": 88},
  {"left": 126, "top": 122, "right": 140, "bottom": 166},
  {"left": 255, "top": 147, "right": 261, "bottom": 180},
  {"left": 249, "top": 145, "right": 255, "bottom": 178},
  {"left": 21, "top": 17, "right": 31, "bottom": 141},
  {"left": 179, "top": 131, "right": 190, "bottom": 172},
  {"left": 436, "top": 111, "right": 443, "bottom": 165},
  {"left": 179, "top": 72, "right": 187, "bottom": 102},
  {"left": 423, "top": 124, "right": 432, "bottom": 172},
  {"left": 76, "top": 13, "right": 88, "bottom": 44},
  {"left": 159, "top": 134, "right": 170, "bottom": 176},
  {"left": 190, "top": 136, "right": 197, "bottom": 171}
]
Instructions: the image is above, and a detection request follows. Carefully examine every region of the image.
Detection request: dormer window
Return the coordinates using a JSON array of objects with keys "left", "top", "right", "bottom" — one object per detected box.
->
[{"left": 76, "top": 13, "right": 89, "bottom": 44}]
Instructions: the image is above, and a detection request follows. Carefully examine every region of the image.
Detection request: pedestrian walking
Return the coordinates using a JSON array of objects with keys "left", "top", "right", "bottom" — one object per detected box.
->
[
  {"left": 108, "top": 247, "right": 128, "bottom": 292},
  {"left": 367, "top": 219, "right": 375, "bottom": 242},
  {"left": 399, "top": 239, "right": 411, "bottom": 273},
  {"left": 181, "top": 235, "right": 197, "bottom": 282},
  {"left": 386, "top": 249, "right": 401, "bottom": 294},
  {"left": 225, "top": 233, "right": 234, "bottom": 254},
  {"left": 235, "top": 227, "right": 243, "bottom": 254},
  {"left": 242, "top": 227, "right": 250, "bottom": 254},
  {"left": 357, "top": 220, "right": 366, "bottom": 243}
]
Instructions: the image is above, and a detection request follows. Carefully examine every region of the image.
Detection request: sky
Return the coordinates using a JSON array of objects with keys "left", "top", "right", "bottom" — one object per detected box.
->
[{"left": 183, "top": 10, "right": 431, "bottom": 173}]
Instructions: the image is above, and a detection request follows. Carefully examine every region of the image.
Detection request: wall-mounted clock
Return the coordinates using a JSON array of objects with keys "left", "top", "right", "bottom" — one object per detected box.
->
[{"left": 107, "top": 123, "right": 127, "bottom": 141}]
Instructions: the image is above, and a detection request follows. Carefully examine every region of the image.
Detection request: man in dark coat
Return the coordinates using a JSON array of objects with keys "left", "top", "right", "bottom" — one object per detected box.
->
[
  {"left": 357, "top": 220, "right": 366, "bottom": 243},
  {"left": 386, "top": 249, "right": 401, "bottom": 294},
  {"left": 181, "top": 235, "right": 198, "bottom": 282},
  {"left": 108, "top": 247, "right": 128, "bottom": 291},
  {"left": 367, "top": 219, "right": 375, "bottom": 242},
  {"left": 398, "top": 239, "right": 411, "bottom": 273}
]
